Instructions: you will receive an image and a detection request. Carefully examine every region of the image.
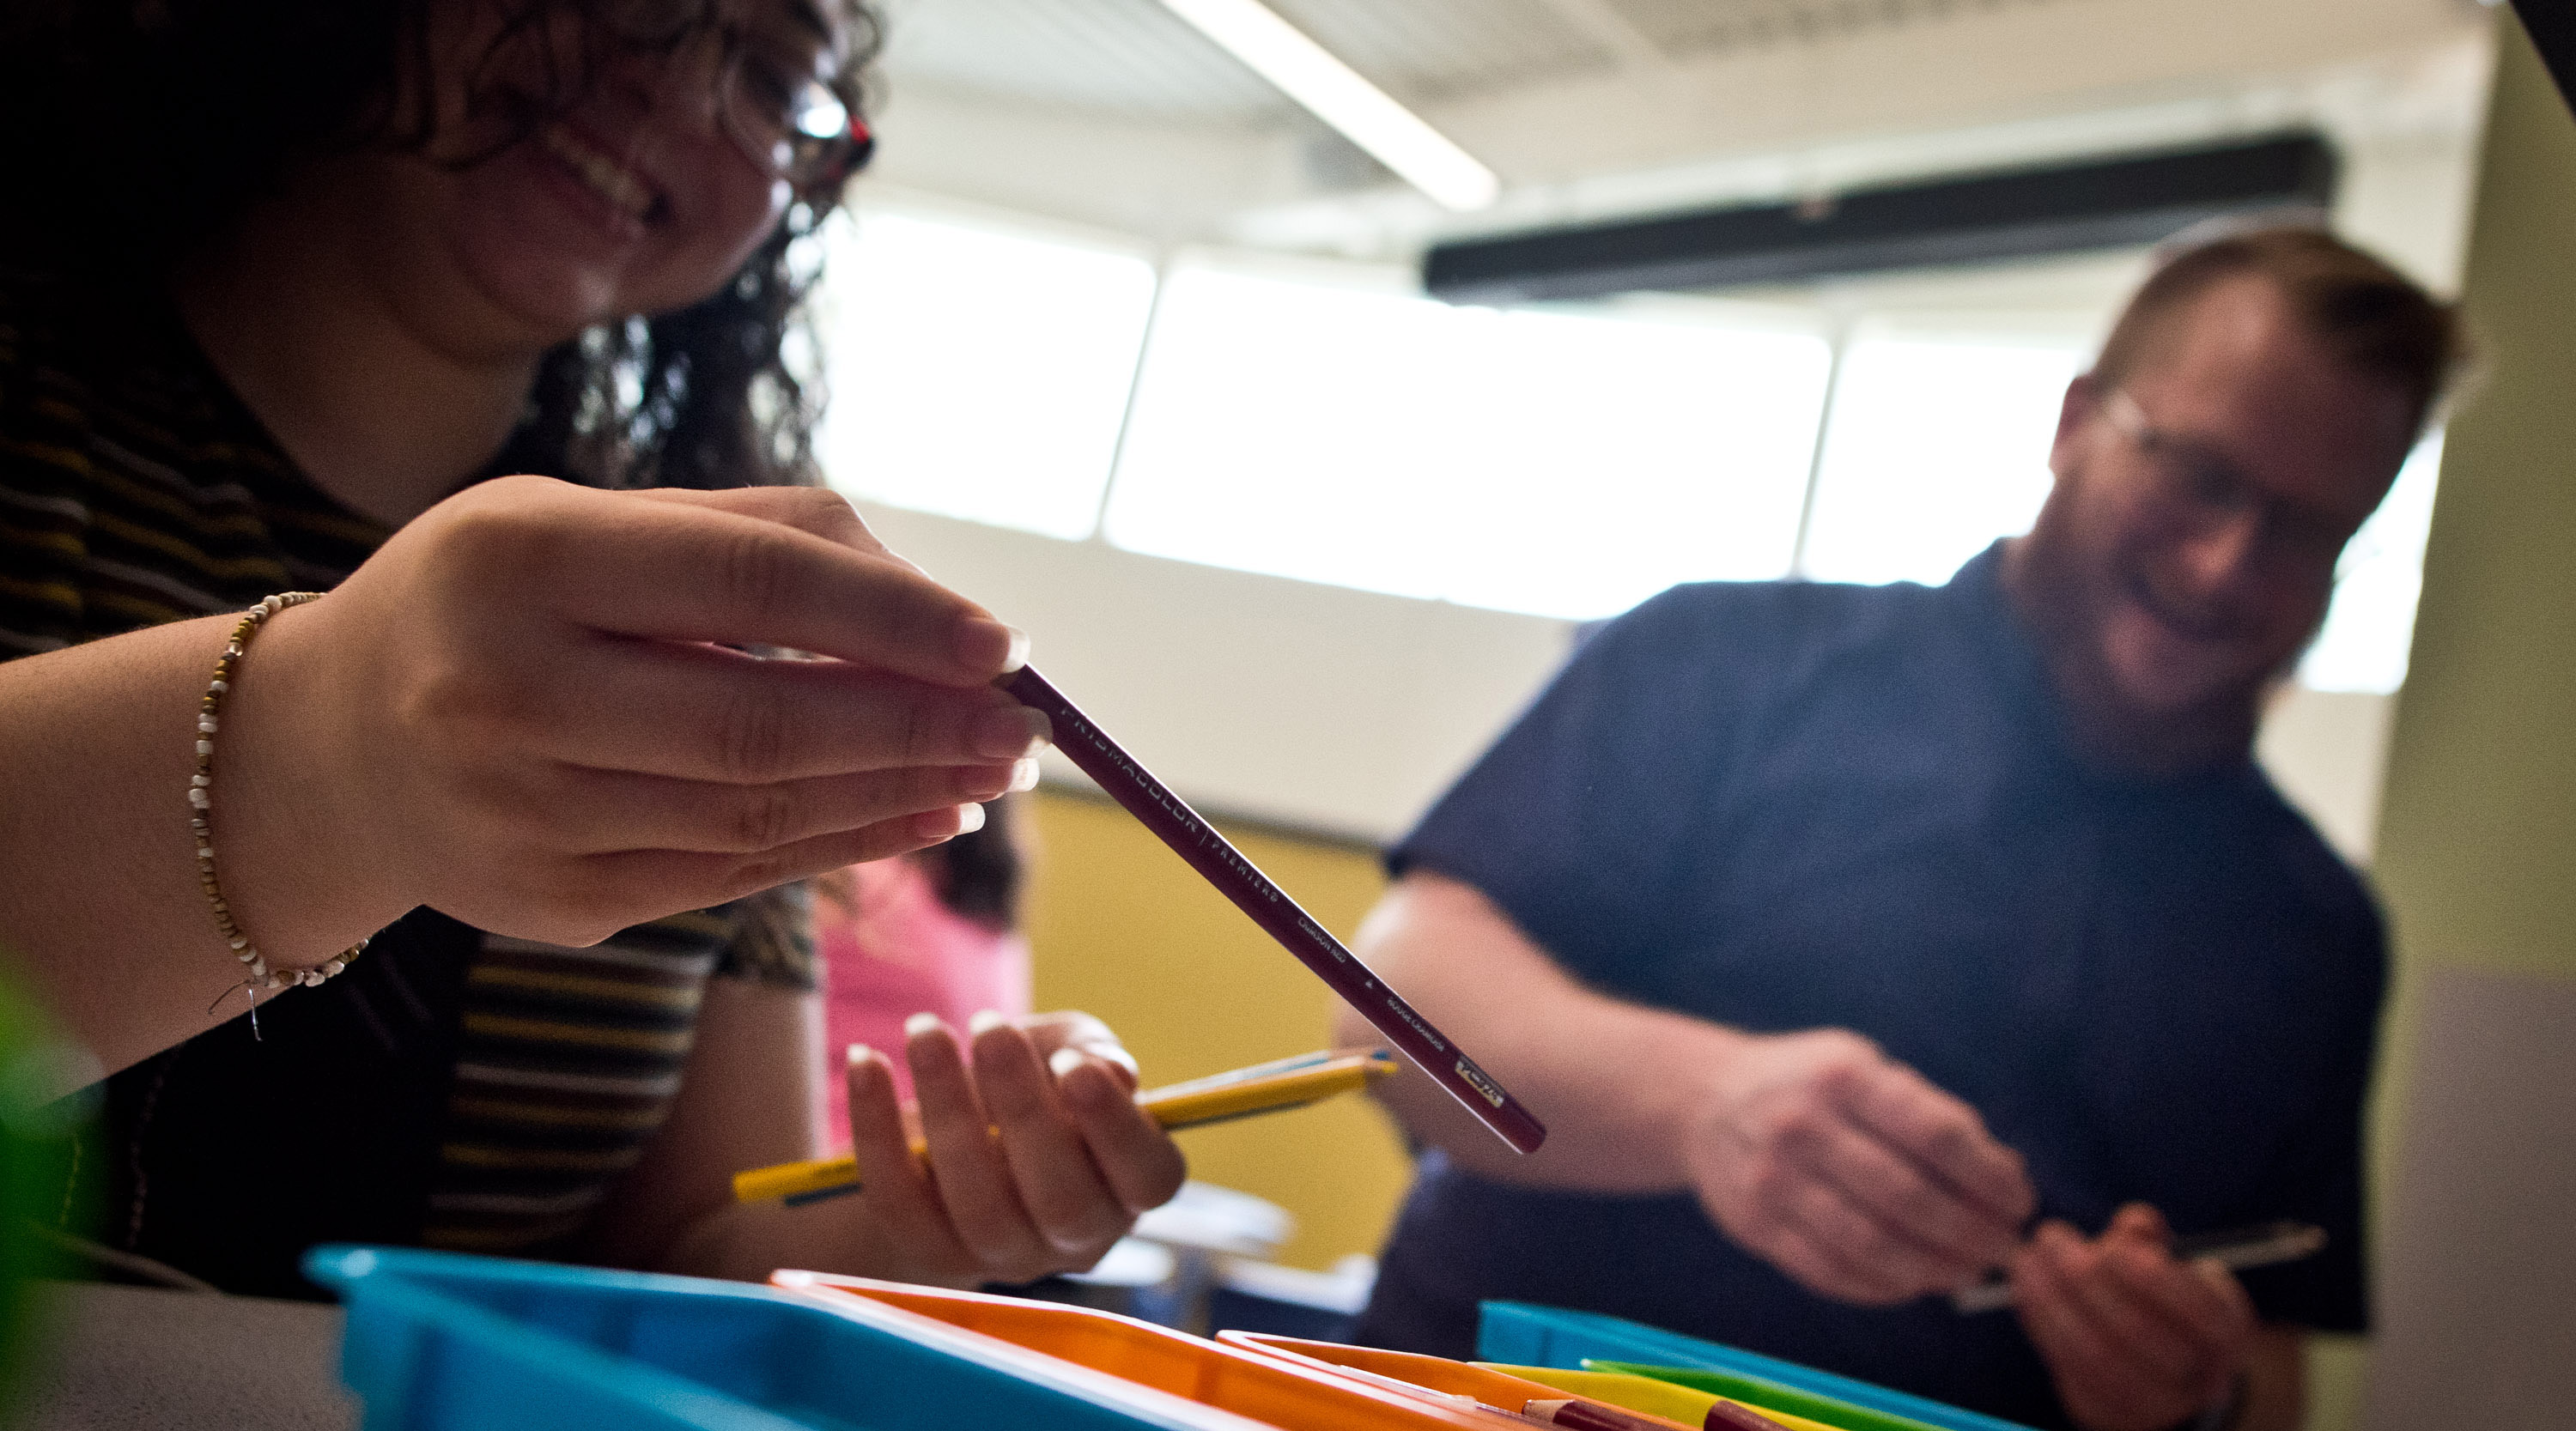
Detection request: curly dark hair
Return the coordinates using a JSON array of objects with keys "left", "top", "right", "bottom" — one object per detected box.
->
[{"left": 0, "top": 0, "right": 884, "bottom": 493}]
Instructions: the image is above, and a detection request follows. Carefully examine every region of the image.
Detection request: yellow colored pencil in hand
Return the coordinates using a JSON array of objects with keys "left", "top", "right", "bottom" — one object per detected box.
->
[{"left": 733, "top": 1048, "right": 1400, "bottom": 1206}]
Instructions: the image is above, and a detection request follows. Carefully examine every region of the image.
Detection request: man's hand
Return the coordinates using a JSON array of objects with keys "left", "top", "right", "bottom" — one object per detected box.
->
[
  {"left": 2014, "top": 1204, "right": 2258, "bottom": 1431},
  {"left": 1680, "top": 1028, "right": 2035, "bottom": 1305}
]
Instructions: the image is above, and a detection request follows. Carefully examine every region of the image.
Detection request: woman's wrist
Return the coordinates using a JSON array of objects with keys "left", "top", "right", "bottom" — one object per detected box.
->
[
  {"left": 210, "top": 597, "right": 415, "bottom": 963},
  {"left": 191, "top": 596, "right": 374, "bottom": 1007}
]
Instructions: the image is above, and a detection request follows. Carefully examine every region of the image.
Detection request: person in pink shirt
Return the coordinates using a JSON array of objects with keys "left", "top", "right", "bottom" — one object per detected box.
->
[{"left": 816, "top": 797, "right": 1036, "bottom": 1144}]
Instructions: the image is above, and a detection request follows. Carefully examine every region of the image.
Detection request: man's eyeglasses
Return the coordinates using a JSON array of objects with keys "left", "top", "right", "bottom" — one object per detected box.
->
[{"left": 2100, "top": 390, "right": 2351, "bottom": 571}]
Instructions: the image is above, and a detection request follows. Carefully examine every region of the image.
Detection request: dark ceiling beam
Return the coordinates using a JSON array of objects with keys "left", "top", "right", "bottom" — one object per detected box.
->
[{"left": 1423, "top": 132, "right": 2338, "bottom": 303}]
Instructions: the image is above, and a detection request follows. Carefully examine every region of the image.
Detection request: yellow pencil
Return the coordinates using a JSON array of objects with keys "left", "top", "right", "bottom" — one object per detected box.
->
[{"left": 733, "top": 1048, "right": 1400, "bottom": 1206}]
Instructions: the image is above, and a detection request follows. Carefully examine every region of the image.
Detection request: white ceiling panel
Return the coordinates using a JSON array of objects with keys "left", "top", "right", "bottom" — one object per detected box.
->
[
  {"left": 1263, "top": 0, "right": 1622, "bottom": 102},
  {"left": 1597, "top": 0, "right": 1994, "bottom": 54},
  {"left": 880, "top": 0, "right": 1294, "bottom": 123}
]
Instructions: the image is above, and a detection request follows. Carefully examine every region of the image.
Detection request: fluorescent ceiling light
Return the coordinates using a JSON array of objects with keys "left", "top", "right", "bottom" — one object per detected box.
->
[{"left": 1154, "top": 0, "right": 1502, "bottom": 211}]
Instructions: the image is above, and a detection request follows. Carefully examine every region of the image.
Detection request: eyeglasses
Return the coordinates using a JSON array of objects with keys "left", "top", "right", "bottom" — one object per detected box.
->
[
  {"left": 710, "top": 30, "right": 872, "bottom": 194},
  {"left": 598, "top": 0, "right": 874, "bottom": 195},
  {"left": 2099, "top": 390, "right": 2351, "bottom": 572}
]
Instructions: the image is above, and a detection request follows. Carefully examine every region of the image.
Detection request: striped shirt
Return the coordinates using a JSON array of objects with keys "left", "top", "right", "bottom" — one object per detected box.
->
[{"left": 2, "top": 269, "right": 811, "bottom": 1295}]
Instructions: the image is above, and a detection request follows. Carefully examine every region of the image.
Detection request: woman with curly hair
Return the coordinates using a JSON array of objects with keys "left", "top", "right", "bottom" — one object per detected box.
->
[{"left": 0, "top": 0, "right": 1185, "bottom": 1296}]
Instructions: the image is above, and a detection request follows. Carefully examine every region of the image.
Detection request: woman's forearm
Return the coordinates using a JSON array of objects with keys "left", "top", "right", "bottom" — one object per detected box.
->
[{"left": 0, "top": 608, "right": 404, "bottom": 1074}]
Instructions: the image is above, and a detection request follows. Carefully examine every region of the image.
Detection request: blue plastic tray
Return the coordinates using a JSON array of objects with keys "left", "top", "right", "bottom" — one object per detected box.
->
[
  {"left": 306, "top": 1245, "right": 1264, "bottom": 1431},
  {"left": 1476, "top": 1301, "right": 2036, "bottom": 1431}
]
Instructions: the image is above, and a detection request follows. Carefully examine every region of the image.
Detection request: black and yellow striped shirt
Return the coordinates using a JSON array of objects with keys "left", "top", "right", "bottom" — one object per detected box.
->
[{"left": 1, "top": 269, "right": 811, "bottom": 1295}]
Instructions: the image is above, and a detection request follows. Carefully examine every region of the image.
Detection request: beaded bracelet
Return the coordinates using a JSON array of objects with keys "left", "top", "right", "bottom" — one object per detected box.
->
[{"left": 193, "top": 593, "right": 368, "bottom": 1023}]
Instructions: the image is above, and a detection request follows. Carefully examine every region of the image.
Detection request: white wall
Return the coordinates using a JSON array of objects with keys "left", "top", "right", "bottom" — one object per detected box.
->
[
  {"left": 860, "top": 503, "right": 1574, "bottom": 840},
  {"left": 2261, "top": 689, "right": 2397, "bottom": 864}
]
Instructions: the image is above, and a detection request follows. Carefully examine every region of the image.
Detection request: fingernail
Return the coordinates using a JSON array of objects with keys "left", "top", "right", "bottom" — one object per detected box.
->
[
  {"left": 846, "top": 1042, "right": 874, "bottom": 1065},
  {"left": 974, "top": 706, "right": 1051, "bottom": 760},
  {"left": 1007, "top": 757, "right": 1040, "bottom": 793},
  {"left": 954, "top": 617, "right": 1026, "bottom": 676},
  {"left": 955, "top": 801, "right": 987, "bottom": 834},
  {"left": 1048, "top": 1046, "right": 1087, "bottom": 1080},
  {"left": 903, "top": 1012, "right": 945, "bottom": 1040},
  {"left": 967, "top": 1009, "right": 1009, "bottom": 1037}
]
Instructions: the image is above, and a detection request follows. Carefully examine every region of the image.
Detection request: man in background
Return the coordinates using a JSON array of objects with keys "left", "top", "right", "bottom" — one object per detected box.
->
[{"left": 1342, "top": 229, "right": 2458, "bottom": 1431}]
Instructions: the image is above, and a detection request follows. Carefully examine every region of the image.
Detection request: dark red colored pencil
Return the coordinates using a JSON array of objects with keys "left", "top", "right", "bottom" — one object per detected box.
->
[
  {"left": 1000, "top": 665, "right": 1546, "bottom": 1155},
  {"left": 1703, "top": 1401, "right": 1794, "bottom": 1431},
  {"left": 1525, "top": 1400, "right": 1680, "bottom": 1431}
]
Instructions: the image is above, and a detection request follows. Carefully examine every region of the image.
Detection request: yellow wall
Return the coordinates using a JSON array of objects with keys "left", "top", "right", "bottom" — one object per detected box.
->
[
  {"left": 2334, "top": 12, "right": 2576, "bottom": 1426},
  {"left": 1021, "top": 789, "right": 1414, "bottom": 1272},
  {"left": 2372, "top": 16, "right": 2576, "bottom": 991}
]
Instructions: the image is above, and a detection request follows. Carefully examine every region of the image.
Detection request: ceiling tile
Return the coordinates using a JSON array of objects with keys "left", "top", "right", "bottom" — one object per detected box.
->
[
  {"left": 1265, "top": 0, "right": 1622, "bottom": 102},
  {"left": 882, "top": 0, "right": 1295, "bottom": 123}
]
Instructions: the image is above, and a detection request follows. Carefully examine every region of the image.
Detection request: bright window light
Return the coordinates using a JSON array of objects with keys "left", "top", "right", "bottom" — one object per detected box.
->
[
  {"left": 1797, "top": 335, "right": 2085, "bottom": 586},
  {"left": 1101, "top": 262, "right": 1832, "bottom": 621},
  {"left": 2300, "top": 432, "right": 2444, "bottom": 694},
  {"left": 811, "top": 207, "right": 1157, "bottom": 541}
]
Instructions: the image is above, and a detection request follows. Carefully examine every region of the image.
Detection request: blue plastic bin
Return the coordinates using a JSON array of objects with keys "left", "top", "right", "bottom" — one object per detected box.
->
[
  {"left": 305, "top": 1245, "right": 1264, "bottom": 1431},
  {"left": 1476, "top": 1301, "right": 2037, "bottom": 1431}
]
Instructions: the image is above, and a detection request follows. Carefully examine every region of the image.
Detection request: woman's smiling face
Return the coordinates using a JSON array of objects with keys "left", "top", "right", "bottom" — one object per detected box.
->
[{"left": 354, "top": 0, "right": 851, "bottom": 350}]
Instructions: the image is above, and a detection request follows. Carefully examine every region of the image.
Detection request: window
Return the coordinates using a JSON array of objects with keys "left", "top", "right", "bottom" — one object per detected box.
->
[
  {"left": 2300, "top": 432, "right": 2444, "bottom": 694},
  {"left": 810, "top": 205, "right": 1155, "bottom": 540},
  {"left": 810, "top": 215, "right": 2445, "bottom": 698},
  {"left": 1795, "top": 331, "right": 2087, "bottom": 586},
  {"left": 1101, "top": 260, "right": 1833, "bottom": 621}
]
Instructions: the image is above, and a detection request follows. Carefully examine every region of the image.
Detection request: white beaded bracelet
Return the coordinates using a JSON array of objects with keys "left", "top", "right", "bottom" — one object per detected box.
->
[{"left": 194, "top": 593, "right": 368, "bottom": 1024}]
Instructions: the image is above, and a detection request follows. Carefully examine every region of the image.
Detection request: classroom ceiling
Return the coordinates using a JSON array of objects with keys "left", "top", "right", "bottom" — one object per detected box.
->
[
  {"left": 861, "top": 0, "right": 2488, "bottom": 260},
  {"left": 875, "top": 0, "right": 2078, "bottom": 124}
]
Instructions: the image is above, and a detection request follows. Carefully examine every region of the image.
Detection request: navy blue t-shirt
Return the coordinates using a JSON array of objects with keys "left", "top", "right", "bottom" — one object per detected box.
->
[{"left": 1354, "top": 545, "right": 2382, "bottom": 1429}]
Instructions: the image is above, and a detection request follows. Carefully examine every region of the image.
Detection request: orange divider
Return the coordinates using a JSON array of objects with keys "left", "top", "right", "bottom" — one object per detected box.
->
[
  {"left": 1218, "top": 1333, "right": 1702, "bottom": 1431},
  {"left": 775, "top": 1270, "right": 1509, "bottom": 1431}
]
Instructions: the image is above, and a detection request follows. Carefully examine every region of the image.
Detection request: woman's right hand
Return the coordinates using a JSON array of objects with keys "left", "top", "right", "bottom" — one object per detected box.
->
[{"left": 232, "top": 475, "right": 1045, "bottom": 950}]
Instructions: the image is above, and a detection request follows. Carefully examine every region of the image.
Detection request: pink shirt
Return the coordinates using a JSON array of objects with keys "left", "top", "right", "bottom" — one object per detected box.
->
[{"left": 817, "top": 857, "right": 1031, "bottom": 1149}]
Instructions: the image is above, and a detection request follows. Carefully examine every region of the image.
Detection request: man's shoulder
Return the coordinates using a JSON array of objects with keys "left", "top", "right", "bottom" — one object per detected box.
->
[
  {"left": 1626, "top": 572, "right": 1944, "bottom": 623},
  {"left": 2227, "top": 767, "right": 2389, "bottom": 966},
  {"left": 1601, "top": 575, "right": 1948, "bottom": 672}
]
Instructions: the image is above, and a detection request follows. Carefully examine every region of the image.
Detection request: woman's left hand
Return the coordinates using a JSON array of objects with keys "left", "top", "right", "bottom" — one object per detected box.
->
[{"left": 840, "top": 1010, "right": 1187, "bottom": 1287}]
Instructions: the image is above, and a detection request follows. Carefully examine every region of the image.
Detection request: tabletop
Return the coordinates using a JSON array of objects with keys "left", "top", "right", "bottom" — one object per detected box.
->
[{"left": 11, "top": 1282, "right": 357, "bottom": 1431}]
